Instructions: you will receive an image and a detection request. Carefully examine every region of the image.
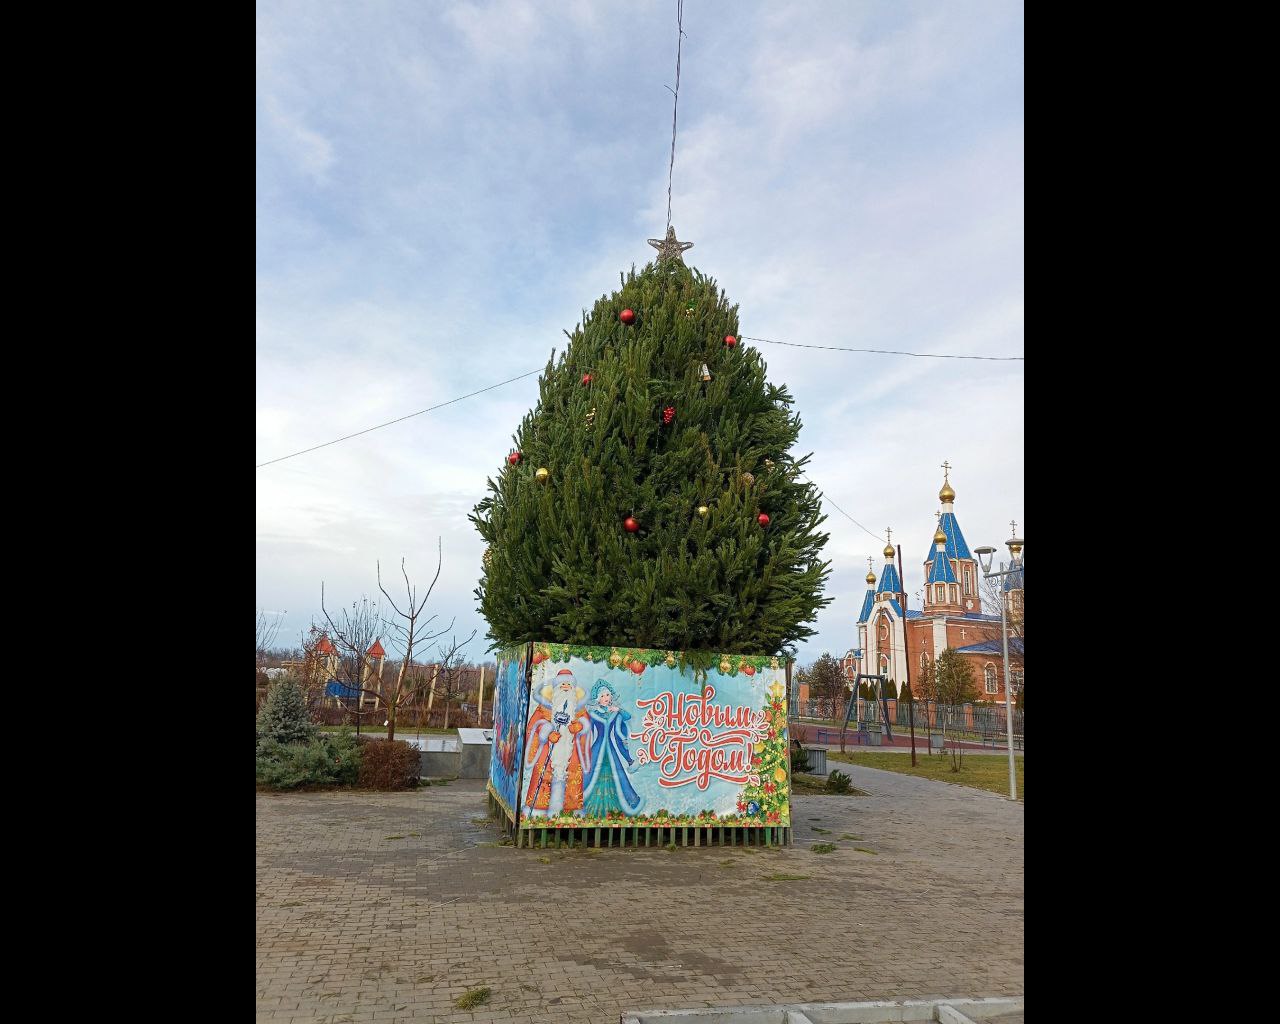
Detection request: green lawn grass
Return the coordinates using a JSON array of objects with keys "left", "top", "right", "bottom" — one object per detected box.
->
[
  {"left": 795, "top": 718, "right": 1021, "bottom": 746},
  {"left": 828, "top": 750, "right": 1024, "bottom": 800}
]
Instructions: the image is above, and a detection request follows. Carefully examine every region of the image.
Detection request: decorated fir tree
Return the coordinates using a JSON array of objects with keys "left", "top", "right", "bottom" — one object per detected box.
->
[{"left": 472, "top": 232, "right": 830, "bottom": 657}]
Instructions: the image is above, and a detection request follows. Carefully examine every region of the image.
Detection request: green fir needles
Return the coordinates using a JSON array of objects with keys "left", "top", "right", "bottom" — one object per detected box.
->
[{"left": 472, "top": 260, "right": 830, "bottom": 654}]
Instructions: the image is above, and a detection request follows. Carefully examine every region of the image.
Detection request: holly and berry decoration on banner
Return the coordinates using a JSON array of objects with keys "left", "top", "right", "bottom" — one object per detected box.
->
[
  {"left": 527, "top": 642, "right": 776, "bottom": 678},
  {"left": 473, "top": 226, "right": 831, "bottom": 655}
]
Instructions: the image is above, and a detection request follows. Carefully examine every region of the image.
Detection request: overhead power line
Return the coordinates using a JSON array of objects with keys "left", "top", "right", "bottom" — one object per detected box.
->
[
  {"left": 255, "top": 368, "right": 542, "bottom": 468},
  {"left": 797, "top": 472, "right": 885, "bottom": 545},
  {"left": 743, "top": 336, "right": 1023, "bottom": 361}
]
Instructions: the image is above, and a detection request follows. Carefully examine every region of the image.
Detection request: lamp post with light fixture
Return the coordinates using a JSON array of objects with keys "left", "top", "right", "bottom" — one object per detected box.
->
[{"left": 973, "top": 534, "right": 1024, "bottom": 801}]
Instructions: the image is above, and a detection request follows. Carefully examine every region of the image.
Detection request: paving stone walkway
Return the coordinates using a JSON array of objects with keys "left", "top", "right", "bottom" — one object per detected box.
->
[{"left": 257, "top": 765, "right": 1023, "bottom": 1023}]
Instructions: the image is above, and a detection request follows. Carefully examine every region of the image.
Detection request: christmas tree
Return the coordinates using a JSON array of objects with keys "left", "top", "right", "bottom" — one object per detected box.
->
[{"left": 472, "top": 232, "right": 830, "bottom": 657}]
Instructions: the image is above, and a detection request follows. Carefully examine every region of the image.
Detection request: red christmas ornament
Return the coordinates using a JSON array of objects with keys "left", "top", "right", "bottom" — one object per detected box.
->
[
  {"left": 742, "top": 664, "right": 756, "bottom": 676},
  {"left": 758, "top": 513, "right": 770, "bottom": 527},
  {"left": 630, "top": 659, "right": 646, "bottom": 675},
  {"left": 507, "top": 451, "right": 521, "bottom": 465},
  {"left": 620, "top": 309, "right": 636, "bottom": 324},
  {"left": 724, "top": 335, "right": 737, "bottom": 347},
  {"left": 531, "top": 651, "right": 545, "bottom": 665},
  {"left": 581, "top": 373, "right": 592, "bottom": 385},
  {"left": 624, "top": 516, "right": 639, "bottom": 533},
  {"left": 662, "top": 406, "right": 675, "bottom": 425}
]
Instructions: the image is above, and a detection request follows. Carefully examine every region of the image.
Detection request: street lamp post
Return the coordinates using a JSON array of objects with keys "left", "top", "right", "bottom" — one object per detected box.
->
[{"left": 974, "top": 535, "right": 1023, "bottom": 802}]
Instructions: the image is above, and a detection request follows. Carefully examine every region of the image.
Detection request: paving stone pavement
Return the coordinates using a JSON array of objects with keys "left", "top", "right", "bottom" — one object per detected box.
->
[{"left": 257, "top": 766, "right": 1023, "bottom": 1023}]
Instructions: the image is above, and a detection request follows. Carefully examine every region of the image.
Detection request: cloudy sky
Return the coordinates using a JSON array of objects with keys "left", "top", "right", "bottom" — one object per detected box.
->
[{"left": 256, "top": 0, "right": 1024, "bottom": 665}]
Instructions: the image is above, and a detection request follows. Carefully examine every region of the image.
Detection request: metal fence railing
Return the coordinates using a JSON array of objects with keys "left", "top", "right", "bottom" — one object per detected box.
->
[{"left": 798, "top": 698, "right": 1023, "bottom": 740}]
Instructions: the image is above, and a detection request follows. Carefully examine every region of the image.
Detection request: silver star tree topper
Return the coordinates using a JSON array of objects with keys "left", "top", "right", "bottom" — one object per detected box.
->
[{"left": 647, "top": 225, "right": 694, "bottom": 264}]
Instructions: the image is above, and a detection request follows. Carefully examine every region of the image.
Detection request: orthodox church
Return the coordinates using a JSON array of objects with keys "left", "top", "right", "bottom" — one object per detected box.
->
[{"left": 849, "top": 466, "right": 1024, "bottom": 701}]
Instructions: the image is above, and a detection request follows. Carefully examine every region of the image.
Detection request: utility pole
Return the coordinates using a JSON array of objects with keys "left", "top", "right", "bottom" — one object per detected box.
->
[
  {"left": 896, "top": 544, "right": 917, "bottom": 767},
  {"left": 975, "top": 540, "right": 1022, "bottom": 801}
]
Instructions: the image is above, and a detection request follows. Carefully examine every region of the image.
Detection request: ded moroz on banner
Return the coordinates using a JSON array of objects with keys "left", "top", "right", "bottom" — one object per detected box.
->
[{"left": 488, "top": 643, "right": 791, "bottom": 832}]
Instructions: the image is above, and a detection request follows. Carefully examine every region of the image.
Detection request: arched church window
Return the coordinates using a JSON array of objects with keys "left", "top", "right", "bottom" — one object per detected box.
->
[{"left": 984, "top": 664, "right": 998, "bottom": 694}]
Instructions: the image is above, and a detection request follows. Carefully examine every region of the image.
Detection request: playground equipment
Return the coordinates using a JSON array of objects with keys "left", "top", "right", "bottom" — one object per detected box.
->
[{"left": 840, "top": 673, "right": 893, "bottom": 751}]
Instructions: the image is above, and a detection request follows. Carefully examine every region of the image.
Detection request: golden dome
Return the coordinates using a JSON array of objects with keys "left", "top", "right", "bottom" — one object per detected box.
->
[
  {"left": 883, "top": 542, "right": 895, "bottom": 558},
  {"left": 865, "top": 570, "right": 877, "bottom": 584},
  {"left": 934, "top": 526, "right": 947, "bottom": 545},
  {"left": 939, "top": 480, "right": 955, "bottom": 502}
]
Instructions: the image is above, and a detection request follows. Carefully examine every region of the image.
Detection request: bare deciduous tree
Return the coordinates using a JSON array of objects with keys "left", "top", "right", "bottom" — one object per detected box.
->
[
  {"left": 430, "top": 642, "right": 481, "bottom": 730},
  {"left": 976, "top": 565, "right": 1024, "bottom": 702},
  {"left": 256, "top": 609, "right": 284, "bottom": 669},
  {"left": 376, "top": 540, "right": 476, "bottom": 742},
  {"left": 320, "top": 590, "right": 385, "bottom": 736}
]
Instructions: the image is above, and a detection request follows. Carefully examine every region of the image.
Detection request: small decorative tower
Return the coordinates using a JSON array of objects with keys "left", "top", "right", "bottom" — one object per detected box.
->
[
  {"left": 362, "top": 639, "right": 386, "bottom": 708},
  {"left": 925, "top": 461, "right": 982, "bottom": 613},
  {"left": 1004, "top": 522, "right": 1024, "bottom": 620},
  {"left": 316, "top": 635, "right": 340, "bottom": 682},
  {"left": 924, "top": 519, "right": 960, "bottom": 613},
  {"left": 876, "top": 529, "right": 902, "bottom": 600}
]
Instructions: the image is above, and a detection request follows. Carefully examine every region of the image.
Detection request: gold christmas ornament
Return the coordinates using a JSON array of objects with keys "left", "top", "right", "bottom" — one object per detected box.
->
[
  {"left": 585, "top": 406, "right": 596, "bottom": 425},
  {"left": 665, "top": 651, "right": 676, "bottom": 667},
  {"left": 764, "top": 459, "right": 775, "bottom": 470},
  {"left": 610, "top": 648, "right": 623, "bottom": 668},
  {"left": 719, "top": 657, "right": 732, "bottom": 674},
  {"left": 770, "top": 656, "right": 780, "bottom": 670},
  {"left": 696, "top": 505, "right": 709, "bottom": 517},
  {"left": 482, "top": 548, "right": 492, "bottom": 568},
  {"left": 535, "top": 467, "right": 550, "bottom": 483},
  {"left": 741, "top": 472, "right": 755, "bottom": 486}
]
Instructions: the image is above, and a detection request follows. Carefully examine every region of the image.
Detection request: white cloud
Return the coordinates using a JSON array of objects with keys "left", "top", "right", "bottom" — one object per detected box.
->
[{"left": 257, "top": 0, "right": 1023, "bottom": 665}]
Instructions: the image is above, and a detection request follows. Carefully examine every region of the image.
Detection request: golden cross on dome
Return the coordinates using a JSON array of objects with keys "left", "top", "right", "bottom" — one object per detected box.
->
[
  {"left": 935, "top": 510, "right": 942, "bottom": 522},
  {"left": 940, "top": 459, "right": 951, "bottom": 481},
  {"left": 866, "top": 556, "right": 874, "bottom": 574},
  {"left": 1010, "top": 519, "right": 1018, "bottom": 536},
  {"left": 647, "top": 225, "right": 694, "bottom": 264},
  {"left": 885, "top": 527, "right": 893, "bottom": 546}
]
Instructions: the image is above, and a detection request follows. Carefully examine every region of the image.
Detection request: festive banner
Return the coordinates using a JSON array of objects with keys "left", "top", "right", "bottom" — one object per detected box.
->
[
  {"left": 509, "top": 643, "right": 790, "bottom": 830},
  {"left": 487, "top": 648, "right": 530, "bottom": 822}
]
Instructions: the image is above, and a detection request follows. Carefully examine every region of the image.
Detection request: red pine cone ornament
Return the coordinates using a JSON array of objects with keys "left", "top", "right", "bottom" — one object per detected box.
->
[
  {"left": 507, "top": 451, "right": 521, "bottom": 465},
  {"left": 758, "top": 513, "right": 771, "bottom": 527},
  {"left": 620, "top": 309, "right": 636, "bottom": 324},
  {"left": 662, "top": 406, "right": 675, "bottom": 425},
  {"left": 630, "top": 659, "right": 646, "bottom": 675},
  {"left": 624, "top": 516, "right": 639, "bottom": 533},
  {"left": 724, "top": 335, "right": 737, "bottom": 347}
]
